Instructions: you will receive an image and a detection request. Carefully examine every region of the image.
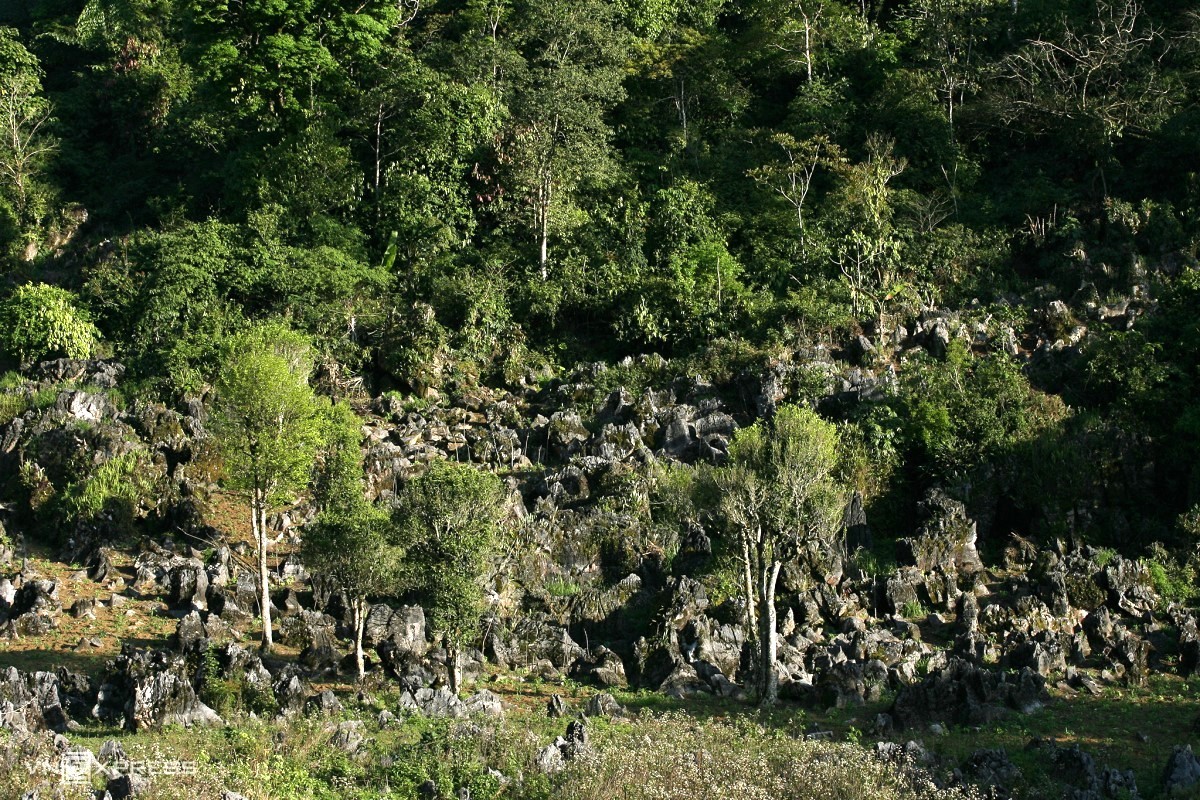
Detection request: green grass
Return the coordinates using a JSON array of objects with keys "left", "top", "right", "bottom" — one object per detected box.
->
[
  {"left": 3, "top": 638, "right": 1199, "bottom": 799},
  {"left": 923, "top": 675, "right": 1200, "bottom": 798}
]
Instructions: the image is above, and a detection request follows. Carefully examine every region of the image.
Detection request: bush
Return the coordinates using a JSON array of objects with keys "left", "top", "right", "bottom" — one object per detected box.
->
[
  {"left": 0, "top": 283, "right": 100, "bottom": 367},
  {"left": 897, "top": 340, "right": 1068, "bottom": 481},
  {"left": 53, "top": 451, "right": 159, "bottom": 542},
  {"left": 199, "top": 645, "right": 279, "bottom": 717},
  {"left": 1064, "top": 574, "right": 1106, "bottom": 611},
  {"left": 1141, "top": 543, "right": 1197, "bottom": 608}
]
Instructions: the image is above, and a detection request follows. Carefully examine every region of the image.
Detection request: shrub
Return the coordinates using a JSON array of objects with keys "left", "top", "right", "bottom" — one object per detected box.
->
[
  {"left": 51, "top": 450, "right": 159, "bottom": 543},
  {"left": 1064, "top": 574, "right": 1106, "bottom": 611},
  {"left": 544, "top": 577, "right": 581, "bottom": 597},
  {"left": 0, "top": 283, "right": 100, "bottom": 367},
  {"left": 1141, "top": 543, "right": 1197, "bottom": 608},
  {"left": 0, "top": 392, "right": 29, "bottom": 426},
  {"left": 898, "top": 340, "right": 1068, "bottom": 481}
]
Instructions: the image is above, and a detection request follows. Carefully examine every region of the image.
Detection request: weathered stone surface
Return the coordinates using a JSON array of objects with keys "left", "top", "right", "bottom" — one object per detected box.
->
[
  {"left": 1163, "top": 745, "right": 1200, "bottom": 796},
  {"left": 363, "top": 603, "right": 427, "bottom": 656},
  {"left": 1102, "top": 557, "right": 1159, "bottom": 616},
  {"left": 93, "top": 647, "right": 221, "bottom": 732},
  {"left": 172, "top": 610, "right": 206, "bottom": 652},
  {"left": 569, "top": 646, "right": 628, "bottom": 689},
  {"left": 274, "top": 674, "right": 307, "bottom": 717},
  {"left": 398, "top": 688, "right": 504, "bottom": 719},
  {"left": 891, "top": 658, "right": 1047, "bottom": 730},
  {"left": 307, "top": 689, "right": 344, "bottom": 716},
  {"left": 330, "top": 720, "right": 366, "bottom": 754},
  {"left": 900, "top": 490, "right": 984, "bottom": 580},
  {"left": 497, "top": 617, "right": 585, "bottom": 669},
  {"left": 546, "top": 694, "right": 569, "bottom": 718},
  {"left": 0, "top": 666, "right": 88, "bottom": 734},
  {"left": 585, "top": 692, "right": 623, "bottom": 717},
  {"left": 961, "top": 748, "right": 1022, "bottom": 795}
]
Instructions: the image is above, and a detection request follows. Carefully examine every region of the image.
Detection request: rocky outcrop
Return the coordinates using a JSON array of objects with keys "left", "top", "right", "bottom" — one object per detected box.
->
[
  {"left": 891, "top": 658, "right": 1047, "bottom": 730},
  {"left": 92, "top": 646, "right": 221, "bottom": 731},
  {"left": 0, "top": 666, "right": 93, "bottom": 735},
  {"left": 397, "top": 687, "right": 505, "bottom": 719},
  {"left": 1162, "top": 745, "right": 1200, "bottom": 796},
  {"left": 569, "top": 646, "right": 628, "bottom": 688},
  {"left": 0, "top": 578, "right": 62, "bottom": 637},
  {"left": 363, "top": 603, "right": 428, "bottom": 656},
  {"left": 901, "top": 490, "right": 984, "bottom": 581}
]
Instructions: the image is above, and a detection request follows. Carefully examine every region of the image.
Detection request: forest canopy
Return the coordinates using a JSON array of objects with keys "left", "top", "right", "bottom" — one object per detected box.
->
[{"left": 1, "top": 0, "right": 1198, "bottom": 544}]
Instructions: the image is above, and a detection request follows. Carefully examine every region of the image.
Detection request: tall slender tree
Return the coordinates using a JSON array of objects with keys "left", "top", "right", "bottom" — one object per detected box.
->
[
  {"left": 709, "top": 405, "right": 844, "bottom": 706},
  {"left": 303, "top": 402, "right": 400, "bottom": 680},
  {"left": 502, "top": 0, "right": 628, "bottom": 276},
  {"left": 397, "top": 460, "right": 504, "bottom": 694},
  {"left": 212, "top": 321, "right": 324, "bottom": 652}
]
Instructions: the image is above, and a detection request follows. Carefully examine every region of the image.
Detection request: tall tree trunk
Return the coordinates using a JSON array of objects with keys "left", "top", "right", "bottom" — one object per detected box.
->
[
  {"left": 758, "top": 559, "right": 783, "bottom": 706},
  {"left": 353, "top": 598, "right": 366, "bottom": 680},
  {"left": 446, "top": 637, "right": 461, "bottom": 694},
  {"left": 538, "top": 174, "right": 551, "bottom": 279},
  {"left": 373, "top": 105, "right": 384, "bottom": 219},
  {"left": 741, "top": 535, "right": 758, "bottom": 636},
  {"left": 255, "top": 494, "right": 273, "bottom": 652}
]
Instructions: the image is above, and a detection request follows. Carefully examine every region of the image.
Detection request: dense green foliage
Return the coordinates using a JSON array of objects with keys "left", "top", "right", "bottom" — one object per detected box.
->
[
  {"left": 304, "top": 401, "right": 402, "bottom": 677},
  {"left": 0, "top": 0, "right": 1197, "bottom": 547},
  {"left": 396, "top": 459, "right": 504, "bottom": 689},
  {"left": 0, "top": 282, "right": 99, "bottom": 366},
  {"left": 708, "top": 404, "right": 844, "bottom": 704}
]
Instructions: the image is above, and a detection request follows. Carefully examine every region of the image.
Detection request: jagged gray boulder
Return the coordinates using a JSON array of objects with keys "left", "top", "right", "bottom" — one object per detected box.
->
[
  {"left": 569, "top": 646, "right": 628, "bottom": 688},
  {"left": 900, "top": 490, "right": 984, "bottom": 580},
  {"left": 585, "top": 692, "right": 623, "bottom": 717},
  {"left": 398, "top": 687, "right": 504, "bottom": 719},
  {"left": 330, "top": 720, "right": 366, "bottom": 754},
  {"left": 274, "top": 674, "right": 307, "bottom": 717},
  {"left": 0, "top": 667, "right": 80, "bottom": 734},
  {"left": 167, "top": 559, "right": 209, "bottom": 611},
  {"left": 890, "top": 658, "right": 1047, "bottom": 730},
  {"left": 91, "top": 647, "right": 220, "bottom": 732},
  {"left": 962, "top": 748, "right": 1022, "bottom": 795},
  {"left": 129, "top": 662, "right": 221, "bottom": 732},
  {"left": 1102, "top": 557, "right": 1159, "bottom": 617},
  {"left": 463, "top": 689, "right": 504, "bottom": 717},
  {"left": 363, "top": 603, "right": 427, "bottom": 656},
  {"left": 546, "top": 694, "right": 569, "bottom": 718},
  {"left": 307, "top": 689, "right": 344, "bottom": 716},
  {"left": 1163, "top": 745, "right": 1200, "bottom": 796}
]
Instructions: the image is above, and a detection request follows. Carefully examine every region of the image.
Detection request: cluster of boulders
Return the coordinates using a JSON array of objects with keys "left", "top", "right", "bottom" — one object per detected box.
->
[
  {"left": 3, "top": 339, "right": 1200, "bottom": 798},
  {"left": 361, "top": 371, "right": 741, "bottom": 510},
  {"left": 0, "top": 576, "right": 62, "bottom": 637}
]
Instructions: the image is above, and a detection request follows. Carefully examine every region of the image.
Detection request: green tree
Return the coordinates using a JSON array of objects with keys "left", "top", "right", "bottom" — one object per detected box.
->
[
  {"left": 0, "top": 283, "right": 100, "bottom": 368},
  {"left": 397, "top": 459, "right": 504, "bottom": 693},
  {"left": 303, "top": 402, "right": 399, "bottom": 679},
  {"left": 0, "top": 27, "right": 56, "bottom": 235},
  {"left": 502, "top": 0, "right": 628, "bottom": 276},
  {"left": 996, "top": 0, "right": 1174, "bottom": 192},
  {"left": 831, "top": 134, "right": 907, "bottom": 340},
  {"left": 211, "top": 321, "right": 325, "bottom": 652},
  {"left": 709, "top": 404, "right": 844, "bottom": 706}
]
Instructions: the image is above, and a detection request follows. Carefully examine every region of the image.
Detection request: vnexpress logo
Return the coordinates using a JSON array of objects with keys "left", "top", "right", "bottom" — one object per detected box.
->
[
  {"left": 54, "top": 750, "right": 198, "bottom": 788},
  {"left": 58, "top": 750, "right": 98, "bottom": 786}
]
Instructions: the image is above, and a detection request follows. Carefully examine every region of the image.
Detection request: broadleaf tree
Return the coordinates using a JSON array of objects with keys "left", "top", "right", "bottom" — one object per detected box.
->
[
  {"left": 396, "top": 459, "right": 504, "bottom": 694},
  {"left": 0, "top": 283, "right": 99, "bottom": 368},
  {"left": 709, "top": 404, "right": 845, "bottom": 706},
  {"left": 212, "top": 320, "right": 325, "bottom": 652},
  {"left": 303, "top": 401, "right": 400, "bottom": 679}
]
